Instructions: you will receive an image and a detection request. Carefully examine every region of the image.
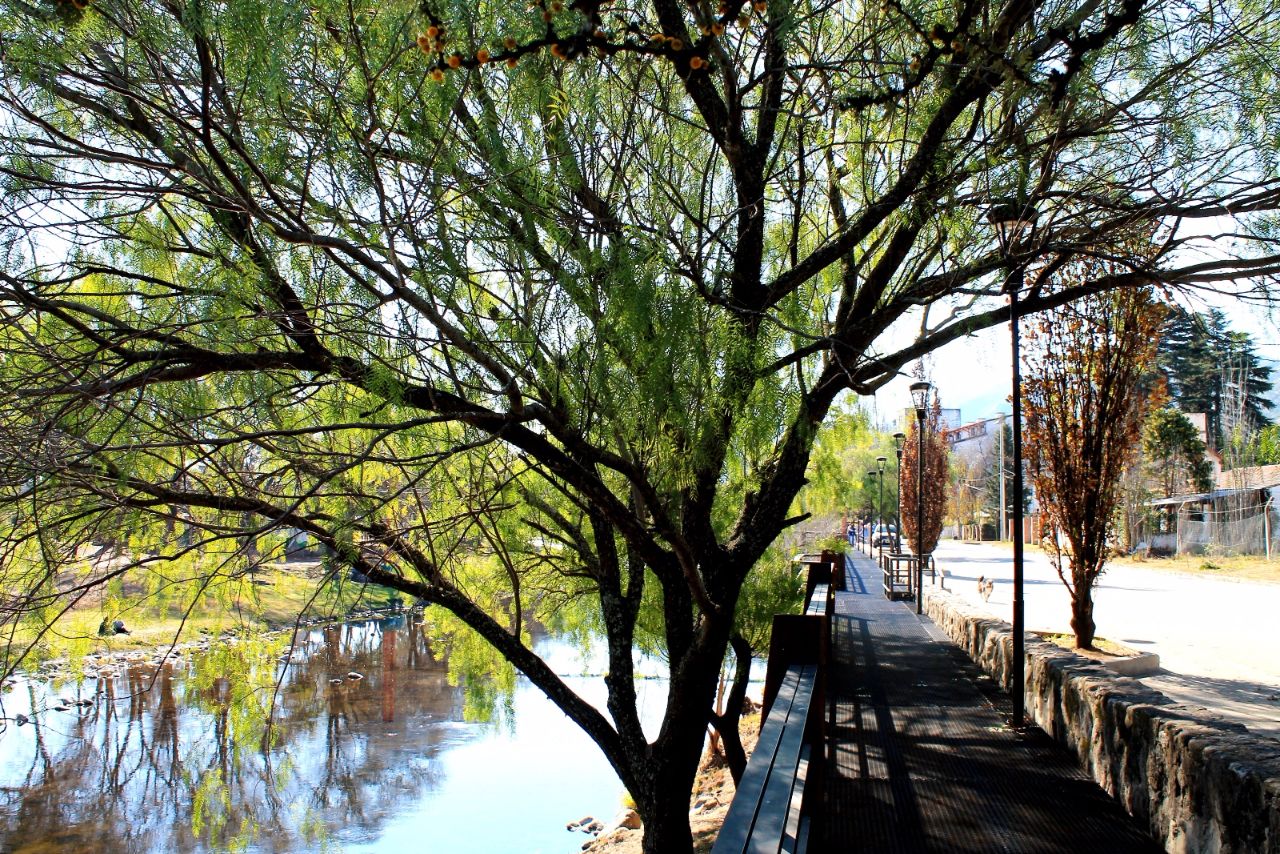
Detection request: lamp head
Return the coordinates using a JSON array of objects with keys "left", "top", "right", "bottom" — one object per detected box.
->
[
  {"left": 987, "top": 201, "right": 1039, "bottom": 254},
  {"left": 909, "top": 381, "right": 932, "bottom": 418}
]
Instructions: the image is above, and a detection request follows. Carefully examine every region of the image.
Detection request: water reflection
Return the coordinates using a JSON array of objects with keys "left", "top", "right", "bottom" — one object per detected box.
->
[{"left": 0, "top": 616, "right": 639, "bottom": 853}]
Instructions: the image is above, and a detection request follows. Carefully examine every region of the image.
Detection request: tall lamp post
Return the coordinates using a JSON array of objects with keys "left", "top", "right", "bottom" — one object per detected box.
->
[
  {"left": 892, "top": 433, "right": 905, "bottom": 553},
  {"left": 876, "top": 455, "right": 887, "bottom": 559},
  {"left": 988, "top": 201, "right": 1038, "bottom": 729},
  {"left": 866, "top": 470, "right": 880, "bottom": 554},
  {"left": 909, "top": 381, "right": 932, "bottom": 615}
]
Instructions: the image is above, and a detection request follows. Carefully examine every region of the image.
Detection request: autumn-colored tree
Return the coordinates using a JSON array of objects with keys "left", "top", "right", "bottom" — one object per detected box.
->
[
  {"left": 899, "top": 397, "right": 949, "bottom": 556},
  {"left": 1022, "top": 276, "right": 1166, "bottom": 648}
]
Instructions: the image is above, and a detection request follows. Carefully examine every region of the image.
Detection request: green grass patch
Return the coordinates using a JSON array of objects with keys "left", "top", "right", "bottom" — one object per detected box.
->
[{"left": 4, "top": 561, "right": 401, "bottom": 667}]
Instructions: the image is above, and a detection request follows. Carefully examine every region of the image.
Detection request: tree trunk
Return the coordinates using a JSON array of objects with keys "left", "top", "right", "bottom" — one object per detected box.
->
[
  {"left": 637, "top": 793, "right": 695, "bottom": 854},
  {"left": 708, "top": 634, "right": 753, "bottom": 783},
  {"left": 1070, "top": 578, "right": 1096, "bottom": 649}
]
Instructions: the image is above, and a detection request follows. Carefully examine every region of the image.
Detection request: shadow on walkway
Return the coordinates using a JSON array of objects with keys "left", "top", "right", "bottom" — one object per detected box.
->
[{"left": 822, "top": 554, "right": 1163, "bottom": 853}]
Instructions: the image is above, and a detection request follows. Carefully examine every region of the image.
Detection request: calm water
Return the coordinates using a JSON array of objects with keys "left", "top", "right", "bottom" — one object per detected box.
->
[{"left": 0, "top": 616, "right": 667, "bottom": 853}]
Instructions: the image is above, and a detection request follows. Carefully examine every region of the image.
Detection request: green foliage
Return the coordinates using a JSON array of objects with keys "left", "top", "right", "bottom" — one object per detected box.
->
[
  {"left": 1158, "top": 308, "right": 1275, "bottom": 449},
  {"left": 733, "top": 549, "right": 805, "bottom": 654},
  {"left": 3, "top": 0, "right": 1280, "bottom": 844},
  {"left": 1144, "top": 408, "right": 1213, "bottom": 496},
  {"left": 1258, "top": 425, "right": 1280, "bottom": 465}
]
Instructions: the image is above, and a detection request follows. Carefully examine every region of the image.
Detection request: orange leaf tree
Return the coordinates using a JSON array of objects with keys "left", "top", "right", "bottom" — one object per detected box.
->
[
  {"left": 899, "top": 398, "right": 950, "bottom": 557},
  {"left": 1022, "top": 273, "right": 1166, "bottom": 649}
]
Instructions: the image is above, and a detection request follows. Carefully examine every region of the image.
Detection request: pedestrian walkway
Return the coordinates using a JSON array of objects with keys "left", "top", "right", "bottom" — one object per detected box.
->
[{"left": 822, "top": 551, "right": 1163, "bottom": 853}]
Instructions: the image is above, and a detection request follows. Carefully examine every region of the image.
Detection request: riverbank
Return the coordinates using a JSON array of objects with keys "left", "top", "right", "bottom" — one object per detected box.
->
[
  {"left": 579, "top": 713, "right": 761, "bottom": 854},
  {"left": 3, "top": 556, "right": 387, "bottom": 669}
]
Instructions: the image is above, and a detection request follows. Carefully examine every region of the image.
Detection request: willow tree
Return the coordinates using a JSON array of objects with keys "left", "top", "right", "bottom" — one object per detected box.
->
[
  {"left": 2, "top": 0, "right": 1280, "bottom": 848},
  {"left": 1022, "top": 275, "right": 1166, "bottom": 649}
]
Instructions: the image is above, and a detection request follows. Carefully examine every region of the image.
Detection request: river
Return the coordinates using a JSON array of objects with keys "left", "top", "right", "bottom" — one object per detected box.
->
[{"left": 0, "top": 614, "right": 668, "bottom": 853}]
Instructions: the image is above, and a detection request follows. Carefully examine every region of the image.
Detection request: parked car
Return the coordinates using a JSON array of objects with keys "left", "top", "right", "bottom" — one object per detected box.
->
[{"left": 872, "top": 524, "right": 896, "bottom": 548}]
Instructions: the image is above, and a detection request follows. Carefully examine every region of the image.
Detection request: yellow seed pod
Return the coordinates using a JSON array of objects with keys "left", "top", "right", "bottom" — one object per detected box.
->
[
  {"left": 504, "top": 36, "right": 517, "bottom": 49},
  {"left": 669, "top": 37, "right": 683, "bottom": 51},
  {"left": 476, "top": 48, "right": 490, "bottom": 64},
  {"left": 431, "top": 68, "right": 445, "bottom": 81},
  {"left": 689, "top": 55, "right": 704, "bottom": 69},
  {"left": 507, "top": 56, "right": 519, "bottom": 67},
  {"left": 426, "top": 25, "right": 440, "bottom": 38},
  {"left": 447, "top": 53, "right": 462, "bottom": 68}
]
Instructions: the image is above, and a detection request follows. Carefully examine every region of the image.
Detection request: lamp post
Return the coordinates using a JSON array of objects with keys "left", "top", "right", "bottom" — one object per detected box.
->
[
  {"left": 876, "top": 455, "right": 887, "bottom": 560},
  {"left": 892, "top": 433, "right": 905, "bottom": 553},
  {"left": 909, "top": 381, "right": 932, "bottom": 615},
  {"left": 866, "top": 470, "right": 879, "bottom": 555},
  {"left": 988, "top": 201, "right": 1038, "bottom": 729}
]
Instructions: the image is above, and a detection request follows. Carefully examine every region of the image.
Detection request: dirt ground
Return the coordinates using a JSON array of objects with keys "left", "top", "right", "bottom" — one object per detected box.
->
[{"left": 581, "top": 714, "right": 762, "bottom": 854}]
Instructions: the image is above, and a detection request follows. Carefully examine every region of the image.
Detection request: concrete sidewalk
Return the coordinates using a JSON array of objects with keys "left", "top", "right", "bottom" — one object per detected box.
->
[
  {"left": 822, "top": 551, "right": 1162, "bottom": 853},
  {"left": 930, "top": 539, "right": 1280, "bottom": 740}
]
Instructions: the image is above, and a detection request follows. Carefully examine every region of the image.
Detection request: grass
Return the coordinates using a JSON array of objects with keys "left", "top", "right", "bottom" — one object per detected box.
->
[
  {"left": 1034, "top": 631, "right": 1136, "bottom": 657},
  {"left": 5, "top": 560, "right": 400, "bottom": 666},
  {"left": 953, "top": 538, "right": 1279, "bottom": 583},
  {"left": 1105, "top": 552, "right": 1280, "bottom": 583}
]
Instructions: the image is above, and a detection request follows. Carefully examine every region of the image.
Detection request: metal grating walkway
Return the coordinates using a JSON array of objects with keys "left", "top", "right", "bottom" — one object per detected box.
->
[{"left": 822, "top": 551, "right": 1163, "bottom": 853}]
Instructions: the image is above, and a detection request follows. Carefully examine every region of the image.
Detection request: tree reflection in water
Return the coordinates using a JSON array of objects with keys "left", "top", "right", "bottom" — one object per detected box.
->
[{"left": 0, "top": 615, "right": 482, "bottom": 853}]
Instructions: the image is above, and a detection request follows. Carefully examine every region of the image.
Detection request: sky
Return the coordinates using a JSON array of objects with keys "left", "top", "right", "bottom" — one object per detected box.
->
[{"left": 856, "top": 295, "right": 1280, "bottom": 432}]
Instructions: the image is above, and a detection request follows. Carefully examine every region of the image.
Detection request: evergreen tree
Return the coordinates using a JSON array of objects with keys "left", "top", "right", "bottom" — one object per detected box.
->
[{"left": 1157, "top": 308, "right": 1274, "bottom": 447}]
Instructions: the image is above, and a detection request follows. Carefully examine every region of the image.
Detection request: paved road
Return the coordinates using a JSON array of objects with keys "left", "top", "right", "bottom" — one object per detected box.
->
[{"left": 930, "top": 540, "right": 1280, "bottom": 740}]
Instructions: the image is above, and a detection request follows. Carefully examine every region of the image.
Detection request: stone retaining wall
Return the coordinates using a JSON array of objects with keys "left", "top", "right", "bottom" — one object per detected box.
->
[{"left": 922, "top": 587, "right": 1280, "bottom": 854}]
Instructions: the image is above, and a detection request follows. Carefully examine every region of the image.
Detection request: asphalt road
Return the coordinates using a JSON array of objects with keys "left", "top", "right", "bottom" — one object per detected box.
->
[{"left": 929, "top": 539, "right": 1280, "bottom": 740}]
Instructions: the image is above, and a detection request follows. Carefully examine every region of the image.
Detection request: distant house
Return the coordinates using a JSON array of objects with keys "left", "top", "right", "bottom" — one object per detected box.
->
[{"left": 1146, "top": 464, "right": 1280, "bottom": 556}]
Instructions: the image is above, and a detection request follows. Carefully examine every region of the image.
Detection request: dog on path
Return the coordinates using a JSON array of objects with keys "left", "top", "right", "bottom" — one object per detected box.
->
[{"left": 977, "top": 575, "right": 994, "bottom": 602}]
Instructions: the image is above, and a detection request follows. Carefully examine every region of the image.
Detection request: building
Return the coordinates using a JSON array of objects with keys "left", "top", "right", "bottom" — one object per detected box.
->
[{"left": 1145, "top": 464, "right": 1280, "bottom": 556}]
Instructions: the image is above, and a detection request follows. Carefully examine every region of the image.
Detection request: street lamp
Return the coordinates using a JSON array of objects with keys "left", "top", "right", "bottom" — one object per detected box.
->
[
  {"left": 892, "top": 433, "right": 905, "bottom": 553},
  {"left": 876, "top": 455, "right": 887, "bottom": 560},
  {"left": 866, "top": 470, "right": 880, "bottom": 554},
  {"left": 909, "top": 380, "right": 932, "bottom": 615},
  {"left": 988, "top": 201, "right": 1038, "bottom": 728}
]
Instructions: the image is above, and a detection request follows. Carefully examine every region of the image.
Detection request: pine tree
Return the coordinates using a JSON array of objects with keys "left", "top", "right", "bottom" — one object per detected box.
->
[{"left": 1157, "top": 308, "right": 1274, "bottom": 448}]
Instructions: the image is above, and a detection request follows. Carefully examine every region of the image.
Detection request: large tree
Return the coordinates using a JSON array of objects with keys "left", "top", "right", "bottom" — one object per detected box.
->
[
  {"left": 3, "top": 0, "right": 1280, "bottom": 848},
  {"left": 1158, "top": 308, "right": 1275, "bottom": 448},
  {"left": 1022, "top": 273, "right": 1166, "bottom": 649}
]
